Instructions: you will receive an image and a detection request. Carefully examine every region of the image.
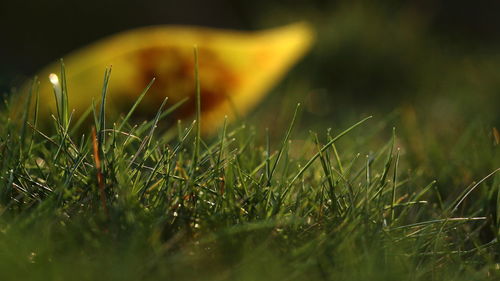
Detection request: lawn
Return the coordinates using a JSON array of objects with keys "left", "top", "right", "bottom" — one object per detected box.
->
[{"left": 0, "top": 3, "right": 499, "bottom": 280}]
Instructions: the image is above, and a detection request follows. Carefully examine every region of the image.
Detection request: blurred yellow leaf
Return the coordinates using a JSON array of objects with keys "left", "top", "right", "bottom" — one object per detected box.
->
[{"left": 22, "top": 22, "right": 314, "bottom": 133}]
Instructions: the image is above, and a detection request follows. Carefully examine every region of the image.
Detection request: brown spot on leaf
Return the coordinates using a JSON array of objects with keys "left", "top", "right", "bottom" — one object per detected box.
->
[{"left": 128, "top": 45, "right": 241, "bottom": 122}]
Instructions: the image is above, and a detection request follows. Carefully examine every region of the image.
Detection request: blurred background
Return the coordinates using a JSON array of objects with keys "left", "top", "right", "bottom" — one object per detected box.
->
[{"left": 1, "top": 0, "right": 498, "bottom": 192}]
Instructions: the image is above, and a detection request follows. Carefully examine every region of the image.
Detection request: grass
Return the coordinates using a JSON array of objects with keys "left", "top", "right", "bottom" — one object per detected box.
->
[{"left": 0, "top": 58, "right": 499, "bottom": 281}]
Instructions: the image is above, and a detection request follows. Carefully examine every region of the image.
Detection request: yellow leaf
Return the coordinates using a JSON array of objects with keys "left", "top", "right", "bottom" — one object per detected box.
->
[{"left": 19, "top": 22, "right": 314, "bottom": 133}]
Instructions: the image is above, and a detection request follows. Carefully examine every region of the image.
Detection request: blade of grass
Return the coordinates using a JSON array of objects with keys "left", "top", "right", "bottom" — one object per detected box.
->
[
  {"left": 192, "top": 45, "right": 202, "bottom": 173},
  {"left": 117, "top": 77, "right": 155, "bottom": 132},
  {"left": 267, "top": 103, "right": 300, "bottom": 186}
]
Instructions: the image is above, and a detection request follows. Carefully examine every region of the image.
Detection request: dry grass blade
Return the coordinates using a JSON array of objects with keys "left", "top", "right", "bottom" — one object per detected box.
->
[{"left": 92, "top": 126, "right": 108, "bottom": 218}]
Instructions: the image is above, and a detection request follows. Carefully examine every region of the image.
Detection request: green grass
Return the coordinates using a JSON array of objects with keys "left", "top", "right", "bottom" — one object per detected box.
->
[{"left": 0, "top": 59, "right": 499, "bottom": 281}]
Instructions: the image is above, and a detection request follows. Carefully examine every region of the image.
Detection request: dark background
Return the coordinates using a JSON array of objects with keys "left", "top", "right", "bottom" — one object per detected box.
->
[{"left": 2, "top": 0, "right": 500, "bottom": 91}]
